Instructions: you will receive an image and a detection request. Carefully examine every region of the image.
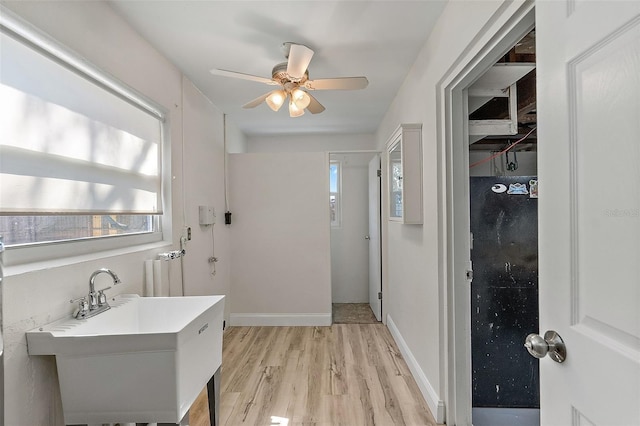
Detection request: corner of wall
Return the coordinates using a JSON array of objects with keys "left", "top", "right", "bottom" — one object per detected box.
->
[{"left": 224, "top": 117, "right": 248, "bottom": 154}]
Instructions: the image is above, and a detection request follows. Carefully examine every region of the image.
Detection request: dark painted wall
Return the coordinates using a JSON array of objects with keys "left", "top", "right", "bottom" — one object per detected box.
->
[{"left": 470, "top": 176, "right": 539, "bottom": 408}]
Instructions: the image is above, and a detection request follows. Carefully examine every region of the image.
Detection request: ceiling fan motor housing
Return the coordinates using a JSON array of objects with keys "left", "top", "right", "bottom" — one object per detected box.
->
[{"left": 272, "top": 62, "right": 308, "bottom": 85}]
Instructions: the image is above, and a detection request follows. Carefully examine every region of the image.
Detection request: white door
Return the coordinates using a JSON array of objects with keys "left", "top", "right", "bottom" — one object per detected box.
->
[
  {"left": 537, "top": 2, "right": 640, "bottom": 425},
  {"left": 368, "top": 154, "right": 382, "bottom": 321}
]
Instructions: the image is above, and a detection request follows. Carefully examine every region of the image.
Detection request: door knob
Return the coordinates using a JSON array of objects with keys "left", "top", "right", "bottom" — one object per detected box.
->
[
  {"left": 524, "top": 330, "right": 566, "bottom": 363},
  {"left": 365, "top": 235, "right": 371, "bottom": 240}
]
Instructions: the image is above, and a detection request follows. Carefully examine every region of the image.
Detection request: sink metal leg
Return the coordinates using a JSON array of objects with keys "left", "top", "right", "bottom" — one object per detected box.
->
[{"left": 207, "top": 367, "right": 221, "bottom": 426}]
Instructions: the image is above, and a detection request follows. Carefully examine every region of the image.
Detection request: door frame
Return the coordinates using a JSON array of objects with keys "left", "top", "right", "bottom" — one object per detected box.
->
[
  {"left": 328, "top": 150, "right": 384, "bottom": 322},
  {"left": 435, "top": 2, "right": 535, "bottom": 425}
]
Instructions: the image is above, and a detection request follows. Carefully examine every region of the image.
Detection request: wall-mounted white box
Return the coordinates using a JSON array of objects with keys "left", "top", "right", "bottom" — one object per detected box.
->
[{"left": 199, "top": 205, "right": 215, "bottom": 225}]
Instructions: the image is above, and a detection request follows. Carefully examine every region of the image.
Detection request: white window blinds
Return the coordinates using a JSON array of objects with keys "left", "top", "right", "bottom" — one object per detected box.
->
[{"left": 0, "top": 28, "right": 164, "bottom": 215}]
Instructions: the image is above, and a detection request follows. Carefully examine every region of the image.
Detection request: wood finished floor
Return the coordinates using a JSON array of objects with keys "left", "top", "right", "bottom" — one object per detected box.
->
[{"left": 189, "top": 324, "right": 440, "bottom": 426}]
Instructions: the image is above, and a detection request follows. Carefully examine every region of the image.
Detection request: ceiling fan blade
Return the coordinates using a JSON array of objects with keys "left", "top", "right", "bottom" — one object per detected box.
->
[
  {"left": 242, "top": 92, "right": 271, "bottom": 109},
  {"left": 304, "top": 77, "right": 369, "bottom": 91},
  {"left": 306, "top": 93, "right": 325, "bottom": 114},
  {"left": 286, "top": 44, "right": 314, "bottom": 80},
  {"left": 210, "top": 68, "right": 277, "bottom": 85}
]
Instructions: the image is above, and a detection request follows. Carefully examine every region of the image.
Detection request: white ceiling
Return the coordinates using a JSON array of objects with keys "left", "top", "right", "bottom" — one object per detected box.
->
[{"left": 108, "top": 1, "right": 447, "bottom": 136}]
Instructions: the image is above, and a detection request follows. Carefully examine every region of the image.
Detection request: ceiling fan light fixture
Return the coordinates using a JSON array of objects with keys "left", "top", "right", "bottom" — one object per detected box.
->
[
  {"left": 289, "top": 98, "right": 305, "bottom": 117},
  {"left": 266, "top": 89, "right": 286, "bottom": 111},
  {"left": 291, "top": 88, "right": 311, "bottom": 110},
  {"left": 211, "top": 43, "right": 366, "bottom": 117}
]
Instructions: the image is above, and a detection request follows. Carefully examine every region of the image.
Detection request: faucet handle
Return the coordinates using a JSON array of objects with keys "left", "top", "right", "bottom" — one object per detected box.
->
[
  {"left": 70, "top": 297, "right": 89, "bottom": 319},
  {"left": 96, "top": 287, "right": 112, "bottom": 306}
]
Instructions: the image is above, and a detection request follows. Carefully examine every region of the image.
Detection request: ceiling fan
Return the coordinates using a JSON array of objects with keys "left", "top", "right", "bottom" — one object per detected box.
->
[{"left": 210, "top": 42, "right": 368, "bottom": 117}]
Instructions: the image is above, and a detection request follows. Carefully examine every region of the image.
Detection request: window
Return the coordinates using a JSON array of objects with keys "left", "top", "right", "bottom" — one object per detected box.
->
[
  {"left": 0, "top": 215, "right": 156, "bottom": 246},
  {"left": 330, "top": 162, "right": 341, "bottom": 227},
  {"left": 0, "top": 8, "right": 168, "bottom": 260}
]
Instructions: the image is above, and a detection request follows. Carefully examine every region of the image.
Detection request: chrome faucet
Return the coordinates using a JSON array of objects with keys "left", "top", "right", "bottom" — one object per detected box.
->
[
  {"left": 89, "top": 268, "right": 121, "bottom": 293},
  {"left": 71, "top": 268, "right": 121, "bottom": 319}
]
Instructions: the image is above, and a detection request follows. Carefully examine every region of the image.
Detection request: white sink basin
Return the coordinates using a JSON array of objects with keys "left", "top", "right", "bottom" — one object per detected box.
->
[{"left": 26, "top": 294, "right": 225, "bottom": 424}]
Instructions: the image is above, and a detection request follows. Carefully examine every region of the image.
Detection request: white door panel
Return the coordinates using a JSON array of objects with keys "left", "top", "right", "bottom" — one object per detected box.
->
[
  {"left": 368, "top": 154, "right": 382, "bottom": 321},
  {"left": 537, "top": 2, "right": 640, "bottom": 425}
]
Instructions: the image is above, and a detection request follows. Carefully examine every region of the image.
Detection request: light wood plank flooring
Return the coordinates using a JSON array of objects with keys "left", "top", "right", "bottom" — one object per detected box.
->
[{"left": 190, "top": 324, "right": 440, "bottom": 426}]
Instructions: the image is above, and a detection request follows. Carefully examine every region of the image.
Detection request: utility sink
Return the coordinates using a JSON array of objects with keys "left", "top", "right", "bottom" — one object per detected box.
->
[{"left": 26, "top": 294, "right": 225, "bottom": 424}]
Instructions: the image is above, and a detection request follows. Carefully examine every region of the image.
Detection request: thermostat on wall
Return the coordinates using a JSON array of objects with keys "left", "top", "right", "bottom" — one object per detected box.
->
[{"left": 199, "top": 205, "right": 215, "bottom": 225}]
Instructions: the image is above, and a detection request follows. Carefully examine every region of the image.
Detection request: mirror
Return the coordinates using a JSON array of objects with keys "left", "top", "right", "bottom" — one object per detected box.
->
[{"left": 389, "top": 141, "right": 403, "bottom": 219}]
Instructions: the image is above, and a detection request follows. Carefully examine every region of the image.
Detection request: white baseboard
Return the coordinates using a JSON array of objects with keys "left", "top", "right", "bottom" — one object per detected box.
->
[
  {"left": 229, "top": 313, "right": 332, "bottom": 327},
  {"left": 386, "top": 314, "right": 446, "bottom": 424}
]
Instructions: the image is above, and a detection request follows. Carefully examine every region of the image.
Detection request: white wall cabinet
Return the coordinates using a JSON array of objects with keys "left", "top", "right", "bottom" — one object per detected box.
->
[{"left": 387, "top": 123, "right": 423, "bottom": 224}]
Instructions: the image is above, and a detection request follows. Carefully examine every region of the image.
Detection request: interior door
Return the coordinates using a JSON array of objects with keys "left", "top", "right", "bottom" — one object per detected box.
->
[
  {"left": 368, "top": 154, "right": 382, "bottom": 321},
  {"left": 536, "top": 3, "right": 640, "bottom": 425}
]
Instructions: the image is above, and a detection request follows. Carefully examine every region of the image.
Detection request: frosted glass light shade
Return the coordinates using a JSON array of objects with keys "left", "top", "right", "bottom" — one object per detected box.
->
[
  {"left": 289, "top": 99, "right": 305, "bottom": 117},
  {"left": 266, "top": 90, "right": 286, "bottom": 111},
  {"left": 291, "top": 88, "right": 311, "bottom": 110}
]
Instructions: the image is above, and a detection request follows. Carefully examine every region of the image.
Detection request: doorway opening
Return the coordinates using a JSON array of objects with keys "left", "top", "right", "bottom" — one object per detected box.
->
[
  {"left": 468, "top": 28, "right": 539, "bottom": 426},
  {"left": 329, "top": 151, "right": 382, "bottom": 324},
  {"left": 439, "top": 3, "right": 536, "bottom": 425}
]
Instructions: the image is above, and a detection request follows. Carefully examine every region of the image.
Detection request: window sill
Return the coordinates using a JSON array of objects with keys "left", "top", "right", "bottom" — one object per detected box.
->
[{"left": 4, "top": 237, "right": 172, "bottom": 278}]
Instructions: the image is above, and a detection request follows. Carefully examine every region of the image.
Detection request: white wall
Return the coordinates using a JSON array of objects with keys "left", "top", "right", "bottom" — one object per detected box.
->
[
  {"left": 247, "top": 135, "right": 377, "bottom": 307},
  {"left": 228, "top": 152, "right": 331, "bottom": 326},
  {"left": 247, "top": 136, "right": 377, "bottom": 306},
  {"left": 181, "top": 80, "right": 232, "bottom": 317},
  {"left": 374, "top": 1, "right": 515, "bottom": 422},
  {"left": 330, "top": 153, "right": 373, "bottom": 303},
  {"left": 226, "top": 119, "right": 248, "bottom": 153},
  {"left": 1, "top": 2, "right": 243, "bottom": 424},
  {"left": 247, "top": 133, "right": 376, "bottom": 152}
]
